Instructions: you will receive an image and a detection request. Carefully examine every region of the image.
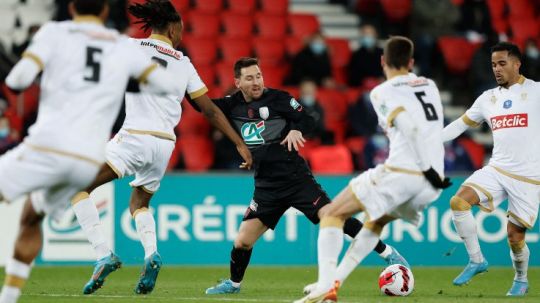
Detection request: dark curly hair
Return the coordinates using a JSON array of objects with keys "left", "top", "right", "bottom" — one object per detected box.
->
[{"left": 128, "top": 0, "right": 181, "bottom": 32}]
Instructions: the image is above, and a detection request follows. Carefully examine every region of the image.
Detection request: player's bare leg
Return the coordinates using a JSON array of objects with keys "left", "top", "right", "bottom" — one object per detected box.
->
[
  {"left": 0, "top": 199, "right": 44, "bottom": 303},
  {"left": 506, "top": 221, "right": 529, "bottom": 296},
  {"left": 73, "top": 163, "right": 121, "bottom": 294},
  {"left": 206, "top": 218, "right": 268, "bottom": 294},
  {"left": 129, "top": 187, "right": 161, "bottom": 294},
  {"left": 451, "top": 186, "right": 488, "bottom": 285}
]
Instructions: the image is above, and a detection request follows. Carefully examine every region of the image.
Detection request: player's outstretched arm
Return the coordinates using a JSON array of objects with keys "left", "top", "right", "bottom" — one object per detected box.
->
[
  {"left": 394, "top": 111, "right": 451, "bottom": 189},
  {"left": 442, "top": 117, "right": 470, "bottom": 142},
  {"left": 5, "top": 57, "right": 42, "bottom": 92},
  {"left": 192, "top": 94, "right": 252, "bottom": 170}
]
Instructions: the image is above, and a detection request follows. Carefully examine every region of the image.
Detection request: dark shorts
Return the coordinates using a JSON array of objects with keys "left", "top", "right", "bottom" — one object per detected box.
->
[{"left": 243, "top": 175, "right": 331, "bottom": 229}]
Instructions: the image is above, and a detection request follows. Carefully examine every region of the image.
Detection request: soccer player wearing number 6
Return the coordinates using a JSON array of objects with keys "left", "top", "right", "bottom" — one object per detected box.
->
[
  {"left": 69, "top": 0, "right": 252, "bottom": 296},
  {"left": 443, "top": 42, "right": 540, "bottom": 296},
  {"left": 0, "top": 0, "right": 194, "bottom": 302},
  {"left": 295, "top": 36, "right": 450, "bottom": 303}
]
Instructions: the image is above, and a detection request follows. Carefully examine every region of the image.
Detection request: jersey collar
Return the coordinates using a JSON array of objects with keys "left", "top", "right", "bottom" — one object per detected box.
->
[
  {"left": 73, "top": 15, "right": 103, "bottom": 25},
  {"left": 149, "top": 34, "right": 173, "bottom": 47}
]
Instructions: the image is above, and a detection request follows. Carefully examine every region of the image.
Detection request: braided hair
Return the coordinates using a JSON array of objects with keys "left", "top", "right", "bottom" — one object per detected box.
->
[{"left": 128, "top": 0, "right": 181, "bottom": 32}]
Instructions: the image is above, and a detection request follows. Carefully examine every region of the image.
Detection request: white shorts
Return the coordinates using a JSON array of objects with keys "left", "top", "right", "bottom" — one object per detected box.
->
[
  {"left": 349, "top": 164, "right": 441, "bottom": 226},
  {"left": 106, "top": 129, "right": 175, "bottom": 193},
  {"left": 463, "top": 165, "right": 540, "bottom": 228},
  {"left": 0, "top": 144, "right": 99, "bottom": 221}
]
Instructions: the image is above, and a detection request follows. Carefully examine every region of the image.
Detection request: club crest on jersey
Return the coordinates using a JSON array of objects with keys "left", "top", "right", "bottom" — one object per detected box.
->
[
  {"left": 241, "top": 121, "right": 266, "bottom": 144},
  {"left": 290, "top": 98, "right": 303, "bottom": 111},
  {"left": 503, "top": 100, "right": 512, "bottom": 109},
  {"left": 259, "top": 106, "right": 269, "bottom": 120}
]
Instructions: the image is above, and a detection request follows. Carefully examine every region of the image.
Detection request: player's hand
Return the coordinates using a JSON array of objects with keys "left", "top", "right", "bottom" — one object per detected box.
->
[
  {"left": 236, "top": 144, "right": 252, "bottom": 170},
  {"left": 422, "top": 167, "right": 452, "bottom": 189},
  {"left": 280, "top": 130, "right": 306, "bottom": 152}
]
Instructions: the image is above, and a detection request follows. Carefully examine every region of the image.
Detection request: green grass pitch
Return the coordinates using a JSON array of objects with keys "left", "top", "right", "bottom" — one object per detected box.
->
[{"left": 1, "top": 266, "right": 538, "bottom": 302}]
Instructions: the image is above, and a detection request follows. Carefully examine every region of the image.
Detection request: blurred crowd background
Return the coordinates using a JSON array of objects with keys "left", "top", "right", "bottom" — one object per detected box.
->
[{"left": 0, "top": 0, "right": 539, "bottom": 174}]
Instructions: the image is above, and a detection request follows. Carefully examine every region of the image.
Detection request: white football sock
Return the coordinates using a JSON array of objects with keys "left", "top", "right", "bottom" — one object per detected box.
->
[
  {"left": 72, "top": 193, "right": 111, "bottom": 260},
  {"left": 510, "top": 243, "right": 529, "bottom": 282},
  {"left": 0, "top": 258, "right": 31, "bottom": 303},
  {"left": 452, "top": 210, "right": 484, "bottom": 263},
  {"left": 336, "top": 228, "right": 379, "bottom": 284},
  {"left": 317, "top": 226, "right": 343, "bottom": 292},
  {"left": 134, "top": 209, "right": 157, "bottom": 259}
]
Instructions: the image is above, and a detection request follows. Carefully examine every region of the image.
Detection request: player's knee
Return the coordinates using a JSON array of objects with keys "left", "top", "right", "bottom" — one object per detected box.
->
[
  {"left": 450, "top": 196, "right": 472, "bottom": 211},
  {"left": 320, "top": 216, "right": 345, "bottom": 229}
]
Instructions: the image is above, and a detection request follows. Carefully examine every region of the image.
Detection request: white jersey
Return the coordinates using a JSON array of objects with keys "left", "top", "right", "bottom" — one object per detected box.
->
[
  {"left": 22, "top": 17, "right": 157, "bottom": 164},
  {"left": 462, "top": 76, "right": 540, "bottom": 181},
  {"left": 370, "top": 73, "right": 445, "bottom": 174},
  {"left": 122, "top": 34, "right": 207, "bottom": 140}
]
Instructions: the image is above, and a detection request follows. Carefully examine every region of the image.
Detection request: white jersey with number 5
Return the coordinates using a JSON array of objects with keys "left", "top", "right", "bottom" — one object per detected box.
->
[
  {"left": 121, "top": 34, "right": 208, "bottom": 140},
  {"left": 370, "top": 73, "right": 445, "bottom": 174},
  {"left": 22, "top": 17, "right": 157, "bottom": 164}
]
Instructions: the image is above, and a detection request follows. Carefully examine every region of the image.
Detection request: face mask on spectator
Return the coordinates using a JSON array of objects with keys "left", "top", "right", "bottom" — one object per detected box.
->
[
  {"left": 301, "top": 95, "right": 316, "bottom": 106},
  {"left": 361, "top": 35, "right": 376, "bottom": 49},
  {"left": 310, "top": 41, "right": 326, "bottom": 55},
  {"left": 0, "top": 127, "right": 9, "bottom": 139},
  {"left": 526, "top": 46, "right": 539, "bottom": 59}
]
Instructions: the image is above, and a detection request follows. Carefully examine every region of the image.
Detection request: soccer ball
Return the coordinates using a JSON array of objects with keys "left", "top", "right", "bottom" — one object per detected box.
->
[{"left": 378, "top": 264, "right": 414, "bottom": 296}]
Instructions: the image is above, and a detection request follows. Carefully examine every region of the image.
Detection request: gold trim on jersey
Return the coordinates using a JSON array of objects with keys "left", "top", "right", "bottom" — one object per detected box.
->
[
  {"left": 189, "top": 86, "right": 209, "bottom": 99},
  {"left": 384, "top": 164, "right": 423, "bottom": 176},
  {"left": 517, "top": 75, "right": 526, "bottom": 85},
  {"left": 22, "top": 52, "right": 44, "bottom": 70},
  {"left": 462, "top": 182, "right": 494, "bottom": 212},
  {"left": 25, "top": 143, "right": 101, "bottom": 166},
  {"left": 491, "top": 165, "right": 540, "bottom": 185},
  {"left": 138, "top": 64, "right": 158, "bottom": 84},
  {"left": 508, "top": 211, "right": 533, "bottom": 229},
  {"left": 125, "top": 129, "right": 176, "bottom": 141},
  {"left": 461, "top": 114, "right": 481, "bottom": 127},
  {"left": 386, "top": 106, "right": 405, "bottom": 127},
  {"left": 73, "top": 15, "right": 104, "bottom": 24},
  {"left": 5, "top": 275, "right": 26, "bottom": 288},
  {"left": 149, "top": 34, "right": 173, "bottom": 46},
  {"left": 106, "top": 161, "right": 123, "bottom": 178}
]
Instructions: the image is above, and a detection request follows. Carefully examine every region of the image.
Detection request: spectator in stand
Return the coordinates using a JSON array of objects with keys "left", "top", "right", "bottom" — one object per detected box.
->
[
  {"left": 297, "top": 79, "right": 328, "bottom": 141},
  {"left": 411, "top": 0, "right": 461, "bottom": 77},
  {"left": 347, "top": 24, "right": 384, "bottom": 86},
  {"left": 286, "top": 33, "right": 334, "bottom": 88},
  {"left": 522, "top": 39, "right": 540, "bottom": 80}
]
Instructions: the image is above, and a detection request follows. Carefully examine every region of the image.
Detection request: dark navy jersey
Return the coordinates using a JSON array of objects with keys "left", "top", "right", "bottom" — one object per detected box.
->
[{"left": 211, "top": 88, "right": 316, "bottom": 187}]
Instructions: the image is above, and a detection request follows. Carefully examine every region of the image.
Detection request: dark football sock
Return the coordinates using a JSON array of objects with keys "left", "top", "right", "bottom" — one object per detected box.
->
[
  {"left": 230, "top": 246, "right": 253, "bottom": 283},
  {"left": 343, "top": 217, "right": 387, "bottom": 254}
]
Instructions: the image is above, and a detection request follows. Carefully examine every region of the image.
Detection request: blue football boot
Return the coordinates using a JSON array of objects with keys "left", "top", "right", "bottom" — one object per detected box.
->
[
  {"left": 506, "top": 280, "right": 528, "bottom": 296},
  {"left": 83, "top": 253, "right": 122, "bottom": 294},
  {"left": 134, "top": 252, "right": 162, "bottom": 294},
  {"left": 205, "top": 279, "right": 240, "bottom": 294},
  {"left": 453, "top": 259, "right": 489, "bottom": 286},
  {"left": 384, "top": 245, "right": 411, "bottom": 269}
]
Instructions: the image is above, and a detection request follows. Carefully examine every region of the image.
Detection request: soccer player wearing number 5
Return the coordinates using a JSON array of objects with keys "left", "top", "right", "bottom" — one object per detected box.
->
[
  {"left": 0, "top": 1, "right": 218, "bottom": 302},
  {"left": 68, "top": 0, "right": 252, "bottom": 296},
  {"left": 295, "top": 36, "right": 450, "bottom": 303},
  {"left": 443, "top": 42, "right": 540, "bottom": 296}
]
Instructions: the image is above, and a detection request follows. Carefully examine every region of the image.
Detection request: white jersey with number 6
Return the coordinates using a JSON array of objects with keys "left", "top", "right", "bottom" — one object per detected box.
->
[{"left": 370, "top": 73, "right": 445, "bottom": 174}]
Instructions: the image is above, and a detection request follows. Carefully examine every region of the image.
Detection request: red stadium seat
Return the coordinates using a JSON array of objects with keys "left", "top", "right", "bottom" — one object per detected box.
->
[
  {"left": 288, "top": 13, "right": 320, "bottom": 39},
  {"left": 228, "top": 0, "right": 257, "bottom": 14},
  {"left": 181, "top": 36, "right": 218, "bottom": 65},
  {"left": 255, "top": 14, "right": 288, "bottom": 39},
  {"left": 222, "top": 12, "right": 254, "bottom": 39},
  {"left": 193, "top": 0, "right": 223, "bottom": 14},
  {"left": 253, "top": 37, "right": 286, "bottom": 65},
  {"left": 219, "top": 38, "right": 253, "bottom": 64},
  {"left": 438, "top": 37, "right": 481, "bottom": 74},
  {"left": 325, "top": 38, "right": 351, "bottom": 68},
  {"left": 180, "top": 136, "right": 214, "bottom": 172},
  {"left": 170, "top": 0, "right": 190, "bottom": 13},
  {"left": 509, "top": 19, "right": 539, "bottom": 48},
  {"left": 380, "top": 0, "right": 412, "bottom": 22},
  {"left": 308, "top": 145, "right": 354, "bottom": 174},
  {"left": 260, "top": 0, "right": 289, "bottom": 15},
  {"left": 187, "top": 12, "right": 220, "bottom": 38}
]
